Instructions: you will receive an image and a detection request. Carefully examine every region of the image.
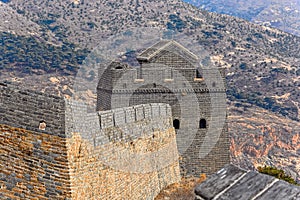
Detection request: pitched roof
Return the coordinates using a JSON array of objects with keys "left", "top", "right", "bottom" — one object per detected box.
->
[
  {"left": 195, "top": 164, "right": 300, "bottom": 200},
  {"left": 137, "top": 40, "right": 198, "bottom": 62}
]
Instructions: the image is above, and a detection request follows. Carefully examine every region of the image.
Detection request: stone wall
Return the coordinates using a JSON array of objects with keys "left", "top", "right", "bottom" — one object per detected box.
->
[
  {"left": 65, "top": 101, "right": 181, "bottom": 199},
  {"left": 0, "top": 124, "right": 72, "bottom": 200},
  {"left": 0, "top": 83, "right": 181, "bottom": 199},
  {"left": 195, "top": 164, "right": 300, "bottom": 200}
]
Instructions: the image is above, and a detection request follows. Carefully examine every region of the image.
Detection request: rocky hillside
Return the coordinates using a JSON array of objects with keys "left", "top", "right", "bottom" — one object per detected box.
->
[
  {"left": 229, "top": 101, "right": 300, "bottom": 182},
  {"left": 0, "top": 0, "right": 299, "bottom": 183},
  {"left": 184, "top": 0, "right": 300, "bottom": 37}
]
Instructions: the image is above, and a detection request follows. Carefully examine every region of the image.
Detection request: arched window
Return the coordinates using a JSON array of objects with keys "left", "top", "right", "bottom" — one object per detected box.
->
[
  {"left": 199, "top": 119, "right": 206, "bottom": 129},
  {"left": 173, "top": 119, "right": 180, "bottom": 129}
]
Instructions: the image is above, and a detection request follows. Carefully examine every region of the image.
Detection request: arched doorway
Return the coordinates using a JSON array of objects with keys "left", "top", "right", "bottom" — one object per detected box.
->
[
  {"left": 199, "top": 119, "right": 206, "bottom": 129},
  {"left": 173, "top": 119, "right": 180, "bottom": 129}
]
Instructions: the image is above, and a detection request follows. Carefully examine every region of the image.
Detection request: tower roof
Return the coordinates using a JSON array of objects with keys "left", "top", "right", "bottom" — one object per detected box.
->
[{"left": 137, "top": 40, "right": 198, "bottom": 62}]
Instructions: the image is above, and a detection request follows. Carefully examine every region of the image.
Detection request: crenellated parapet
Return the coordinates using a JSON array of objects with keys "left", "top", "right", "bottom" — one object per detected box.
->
[
  {"left": 0, "top": 82, "right": 181, "bottom": 200},
  {"left": 66, "top": 98, "right": 173, "bottom": 143}
]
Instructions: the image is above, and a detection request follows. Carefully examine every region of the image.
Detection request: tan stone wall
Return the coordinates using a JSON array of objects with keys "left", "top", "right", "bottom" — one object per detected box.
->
[
  {"left": 0, "top": 124, "right": 180, "bottom": 200},
  {"left": 67, "top": 127, "right": 181, "bottom": 200},
  {"left": 0, "top": 125, "right": 71, "bottom": 200},
  {"left": 1, "top": 100, "right": 181, "bottom": 200}
]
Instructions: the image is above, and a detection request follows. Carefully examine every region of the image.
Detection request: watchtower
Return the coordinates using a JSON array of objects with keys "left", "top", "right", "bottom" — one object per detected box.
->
[{"left": 97, "top": 40, "right": 229, "bottom": 175}]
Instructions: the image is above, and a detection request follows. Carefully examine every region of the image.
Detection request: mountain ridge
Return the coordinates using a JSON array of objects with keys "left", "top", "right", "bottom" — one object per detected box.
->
[{"left": 183, "top": 0, "right": 300, "bottom": 37}]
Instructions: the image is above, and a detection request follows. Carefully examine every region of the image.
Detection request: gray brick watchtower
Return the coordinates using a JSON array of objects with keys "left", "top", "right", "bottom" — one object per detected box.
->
[{"left": 97, "top": 40, "right": 230, "bottom": 176}]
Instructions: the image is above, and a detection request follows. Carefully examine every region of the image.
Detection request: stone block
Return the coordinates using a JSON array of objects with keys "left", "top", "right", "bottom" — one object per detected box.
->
[
  {"left": 124, "top": 107, "right": 135, "bottom": 123},
  {"left": 113, "top": 108, "right": 126, "bottom": 126},
  {"left": 134, "top": 105, "right": 145, "bottom": 121}
]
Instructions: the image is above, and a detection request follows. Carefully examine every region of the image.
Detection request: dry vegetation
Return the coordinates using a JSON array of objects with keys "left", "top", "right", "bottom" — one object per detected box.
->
[{"left": 155, "top": 174, "right": 206, "bottom": 200}]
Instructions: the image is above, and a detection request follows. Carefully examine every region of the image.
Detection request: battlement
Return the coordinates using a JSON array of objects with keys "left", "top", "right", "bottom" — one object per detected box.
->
[
  {"left": 98, "top": 103, "right": 172, "bottom": 129},
  {"left": 0, "top": 82, "right": 173, "bottom": 140},
  {"left": 65, "top": 98, "right": 173, "bottom": 144},
  {"left": 97, "top": 66, "right": 225, "bottom": 96}
]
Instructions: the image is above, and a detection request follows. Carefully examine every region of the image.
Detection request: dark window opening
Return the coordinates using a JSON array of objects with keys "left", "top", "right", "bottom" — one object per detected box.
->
[
  {"left": 196, "top": 69, "right": 202, "bottom": 78},
  {"left": 115, "top": 66, "right": 123, "bottom": 70},
  {"left": 199, "top": 119, "right": 206, "bottom": 129},
  {"left": 153, "top": 83, "right": 157, "bottom": 88},
  {"left": 212, "top": 82, "right": 216, "bottom": 87},
  {"left": 173, "top": 119, "right": 180, "bottom": 129}
]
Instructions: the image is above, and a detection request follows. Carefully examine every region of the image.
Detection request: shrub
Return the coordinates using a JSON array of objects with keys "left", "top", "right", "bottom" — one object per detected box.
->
[{"left": 257, "top": 166, "right": 298, "bottom": 185}]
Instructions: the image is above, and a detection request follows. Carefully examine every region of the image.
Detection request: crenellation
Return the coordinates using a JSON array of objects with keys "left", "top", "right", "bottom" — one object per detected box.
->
[{"left": 106, "top": 63, "right": 225, "bottom": 90}]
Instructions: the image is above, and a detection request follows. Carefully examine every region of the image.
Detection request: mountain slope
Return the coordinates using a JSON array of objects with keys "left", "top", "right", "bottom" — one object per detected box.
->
[
  {"left": 229, "top": 102, "right": 300, "bottom": 182},
  {"left": 183, "top": 0, "right": 300, "bottom": 37},
  {"left": 2, "top": 0, "right": 300, "bottom": 117}
]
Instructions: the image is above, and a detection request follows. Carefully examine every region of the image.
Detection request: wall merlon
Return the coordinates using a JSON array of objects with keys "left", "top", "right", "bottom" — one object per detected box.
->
[
  {"left": 124, "top": 106, "right": 136, "bottom": 123},
  {"left": 134, "top": 104, "right": 145, "bottom": 121},
  {"left": 113, "top": 108, "right": 126, "bottom": 127},
  {"left": 97, "top": 103, "right": 172, "bottom": 130},
  {"left": 150, "top": 103, "right": 160, "bottom": 118},
  {"left": 99, "top": 110, "right": 114, "bottom": 129}
]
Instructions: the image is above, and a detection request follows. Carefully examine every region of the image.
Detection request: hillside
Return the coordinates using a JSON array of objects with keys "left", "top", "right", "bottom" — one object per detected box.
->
[
  {"left": 2, "top": 0, "right": 299, "bottom": 120},
  {"left": 229, "top": 102, "right": 300, "bottom": 182},
  {"left": 184, "top": 0, "right": 300, "bottom": 37},
  {"left": 0, "top": 2, "right": 58, "bottom": 42},
  {"left": 0, "top": 0, "right": 299, "bottom": 183}
]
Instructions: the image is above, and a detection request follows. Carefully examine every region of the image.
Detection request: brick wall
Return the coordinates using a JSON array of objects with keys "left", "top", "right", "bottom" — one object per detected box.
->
[
  {"left": 96, "top": 41, "right": 230, "bottom": 176},
  {"left": 65, "top": 101, "right": 181, "bottom": 199},
  {"left": 0, "top": 83, "right": 65, "bottom": 137},
  {"left": 0, "top": 125, "right": 72, "bottom": 200},
  {"left": 0, "top": 83, "right": 181, "bottom": 200}
]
